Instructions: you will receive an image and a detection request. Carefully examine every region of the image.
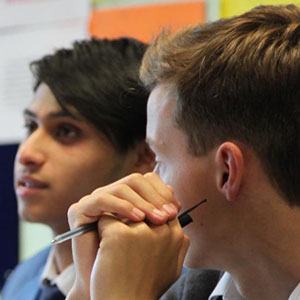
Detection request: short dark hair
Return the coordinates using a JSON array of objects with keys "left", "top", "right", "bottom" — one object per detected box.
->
[
  {"left": 140, "top": 5, "right": 300, "bottom": 206},
  {"left": 30, "top": 37, "right": 148, "bottom": 153}
]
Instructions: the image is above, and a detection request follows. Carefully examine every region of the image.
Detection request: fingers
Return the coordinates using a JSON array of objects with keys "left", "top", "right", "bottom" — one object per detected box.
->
[
  {"left": 110, "top": 173, "right": 179, "bottom": 217},
  {"left": 177, "top": 234, "right": 190, "bottom": 276},
  {"left": 71, "top": 229, "right": 99, "bottom": 288},
  {"left": 68, "top": 219, "right": 100, "bottom": 300},
  {"left": 143, "top": 173, "right": 181, "bottom": 216},
  {"left": 68, "top": 172, "right": 180, "bottom": 230},
  {"left": 68, "top": 192, "right": 146, "bottom": 229},
  {"left": 91, "top": 214, "right": 188, "bottom": 300},
  {"left": 167, "top": 218, "right": 190, "bottom": 278}
]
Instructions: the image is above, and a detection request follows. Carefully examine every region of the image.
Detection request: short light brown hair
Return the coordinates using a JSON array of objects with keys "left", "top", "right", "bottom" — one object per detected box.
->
[{"left": 140, "top": 5, "right": 300, "bottom": 206}]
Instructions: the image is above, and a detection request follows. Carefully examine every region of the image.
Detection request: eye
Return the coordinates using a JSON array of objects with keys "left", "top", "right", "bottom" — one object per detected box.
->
[
  {"left": 23, "top": 119, "right": 38, "bottom": 136},
  {"left": 56, "top": 124, "right": 81, "bottom": 142}
]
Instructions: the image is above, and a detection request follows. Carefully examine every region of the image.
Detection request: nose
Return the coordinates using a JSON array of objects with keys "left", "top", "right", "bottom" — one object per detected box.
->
[{"left": 16, "top": 129, "right": 46, "bottom": 169}]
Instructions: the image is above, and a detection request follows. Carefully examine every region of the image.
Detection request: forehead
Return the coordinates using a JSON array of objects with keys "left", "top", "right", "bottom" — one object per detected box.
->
[
  {"left": 30, "top": 83, "right": 61, "bottom": 113},
  {"left": 28, "top": 83, "right": 82, "bottom": 120},
  {"left": 146, "top": 83, "right": 178, "bottom": 148}
]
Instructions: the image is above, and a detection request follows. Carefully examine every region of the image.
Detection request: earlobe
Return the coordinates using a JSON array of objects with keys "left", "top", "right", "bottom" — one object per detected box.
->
[{"left": 215, "top": 142, "right": 244, "bottom": 201}]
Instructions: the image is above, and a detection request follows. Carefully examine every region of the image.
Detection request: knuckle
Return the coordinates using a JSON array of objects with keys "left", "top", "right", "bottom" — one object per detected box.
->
[
  {"left": 117, "top": 183, "right": 130, "bottom": 193},
  {"left": 153, "top": 223, "right": 169, "bottom": 236},
  {"left": 109, "top": 183, "right": 131, "bottom": 198},
  {"left": 174, "top": 228, "right": 185, "bottom": 244},
  {"left": 112, "top": 226, "right": 134, "bottom": 241},
  {"left": 143, "top": 172, "right": 157, "bottom": 179},
  {"left": 91, "top": 186, "right": 103, "bottom": 195},
  {"left": 67, "top": 203, "right": 81, "bottom": 228},
  {"left": 67, "top": 202, "right": 78, "bottom": 218},
  {"left": 127, "top": 173, "right": 143, "bottom": 184},
  {"left": 78, "top": 194, "right": 91, "bottom": 203}
]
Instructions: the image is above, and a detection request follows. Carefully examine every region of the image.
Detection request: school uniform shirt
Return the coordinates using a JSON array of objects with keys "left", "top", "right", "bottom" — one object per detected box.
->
[
  {"left": 209, "top": 272, "right": 300, "bottom": 300},
  {"left": 209, "top": 272, "right": 246, "bottom": 300},
  {"left": 40, "top": 248, "right": 75, "bottom": 296},
  {"left": 289, "top": 282, "right": 300, "bottom": 300}
]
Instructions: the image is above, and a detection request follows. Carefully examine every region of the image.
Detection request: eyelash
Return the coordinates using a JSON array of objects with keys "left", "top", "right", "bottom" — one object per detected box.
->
[
  {"left": 23, "top": 120, "right": 81, "bottom": 143},
  {"left": 24, "top": 120, "right": 37, "bottom": 136}
]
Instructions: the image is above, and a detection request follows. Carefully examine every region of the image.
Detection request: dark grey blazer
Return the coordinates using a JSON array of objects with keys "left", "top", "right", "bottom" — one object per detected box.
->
[{"left": 160, "top": 269, "right": 222, "bottom": 300}]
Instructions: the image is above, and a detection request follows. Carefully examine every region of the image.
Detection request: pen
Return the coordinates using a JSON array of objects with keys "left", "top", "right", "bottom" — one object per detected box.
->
[{"left": 51, "top": 198, "right": 207, "bottom": 244}]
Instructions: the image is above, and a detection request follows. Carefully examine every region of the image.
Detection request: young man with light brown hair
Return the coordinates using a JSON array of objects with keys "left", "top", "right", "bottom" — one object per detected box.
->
[{"left": 66, "top": 5, "right": 300, "bottom": 300}]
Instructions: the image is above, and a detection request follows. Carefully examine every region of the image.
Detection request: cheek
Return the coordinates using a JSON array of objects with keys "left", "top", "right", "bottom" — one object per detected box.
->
[
  {"left": 159, "top": 165, "right": 193, "bottom": 207},
  {"left": 173, "top": 180, "right": 196, "bottom": 211},
  {"left": 62, "top": 155, "right": 123, "bottom": 194},
  {"left": 166, "top": 164, "right": 205, "bottom": 210},
  {"left": 49, "top": 155, "right": 103, "bottom": 194}
]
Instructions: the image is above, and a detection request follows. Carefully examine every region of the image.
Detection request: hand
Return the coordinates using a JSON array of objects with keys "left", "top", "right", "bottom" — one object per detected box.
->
[
  {"left": 68, "top": 172, "right": 180, "bottom": 229},
  {"left": 67, "top": 172, "right": 181, "bottom": 299},
  {"left": 83, "top": 215, "right": 189, "bottom": 300}
]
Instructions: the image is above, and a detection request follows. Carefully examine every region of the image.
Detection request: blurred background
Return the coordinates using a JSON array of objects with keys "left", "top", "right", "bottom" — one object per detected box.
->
[{"left": 0, "top": 0, "right": 299, "bottom": 292}]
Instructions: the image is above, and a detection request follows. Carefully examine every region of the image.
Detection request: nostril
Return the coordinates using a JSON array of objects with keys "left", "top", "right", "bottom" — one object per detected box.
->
[{"left": 17, "top": 148, "right": 44, "bottom": 167}]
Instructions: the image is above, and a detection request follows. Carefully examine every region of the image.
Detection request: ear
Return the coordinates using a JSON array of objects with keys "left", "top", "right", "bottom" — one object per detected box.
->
[
  {"left": 131, "top": 141, "right": 156, "bottom": 174},
  {"left": 215, "top": 142, "right": 244, "bottom": 201}
]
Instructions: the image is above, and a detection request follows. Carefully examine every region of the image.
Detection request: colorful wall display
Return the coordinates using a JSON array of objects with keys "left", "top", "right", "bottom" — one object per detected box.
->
[
  {"left": 221, "top": 0, "right": 300, "bottom": 18},
  {"left": 90, "top": 1, "right": 206, "bottom": 42}
]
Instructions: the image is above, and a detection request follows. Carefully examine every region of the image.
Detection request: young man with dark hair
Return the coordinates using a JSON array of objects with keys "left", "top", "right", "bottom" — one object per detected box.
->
[
  {"left": 1, "top": 37, "right": 169, "bottom": 300},
  {"left": 65, "top": 4, "right": 300, "bottom": 300}
]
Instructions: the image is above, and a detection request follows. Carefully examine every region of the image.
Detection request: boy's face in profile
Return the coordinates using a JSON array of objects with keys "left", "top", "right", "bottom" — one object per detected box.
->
[
  {"left": 14, "top": 83, "right": 137, "bottom": 233},
  {"left": 146, "top": 83, "right": 228, "bottom": 268}
]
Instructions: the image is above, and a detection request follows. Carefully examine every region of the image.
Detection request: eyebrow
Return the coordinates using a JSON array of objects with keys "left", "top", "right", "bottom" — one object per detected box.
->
[{"left": 23, "top": 108, "right": 84, "bottom": 121}]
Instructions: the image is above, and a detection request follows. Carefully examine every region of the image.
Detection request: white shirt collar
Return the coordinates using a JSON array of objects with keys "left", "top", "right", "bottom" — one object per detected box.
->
[
  {"left": 209, "top": 272, "right": 246, "bottom": 300},
  {"left": 209, "top": 272, "right": 300, "bottom": 300},
  {"left": 289, "top": 282, "right": 300, "bottom": 300},
  {"left": 40, "top": 247, "right": 75, "bottom": 296}
]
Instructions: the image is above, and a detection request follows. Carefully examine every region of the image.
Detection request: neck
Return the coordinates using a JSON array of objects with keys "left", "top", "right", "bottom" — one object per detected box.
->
[
  {"left": 226, "top": 201, "right": 300, "bottom": 300},
  {"left": 230, "top": 255, "right": 299, "bottom": 300},
  {"left": 53, "top": 241, "right": 73, "bottom": 273},
  {"left": 51, "top": 224, "right": 73, "bottom": 273}
]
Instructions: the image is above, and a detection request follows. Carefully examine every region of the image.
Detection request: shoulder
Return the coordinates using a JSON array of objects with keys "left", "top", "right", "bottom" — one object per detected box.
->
[
  {"left": 8, "top": 246, "right": 51, "bottom": 277},
  {"left": 160, "top": 268, "right": 222, "bottom": 300},
  {"left": 1, "top": 246, "right": 51, "bottom": 298}
]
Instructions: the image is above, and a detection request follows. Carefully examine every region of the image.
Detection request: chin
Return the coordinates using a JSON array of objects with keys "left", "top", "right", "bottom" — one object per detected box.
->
[
  {"left": 183, "top": 238, "right": 214, "bottom": 269},
  {"left": 17, "top": 204, "right": 45, "bottom": 223},
  {"left": 18, "top": 210, "right": 39, "bottom": 223}
]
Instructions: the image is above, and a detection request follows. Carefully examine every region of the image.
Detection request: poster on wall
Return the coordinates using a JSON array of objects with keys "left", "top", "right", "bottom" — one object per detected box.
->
[
  {"left": 90, "top": 0, "right": 206, "bottom": 42},
  {"left": 91, "top": 0, "right": 177, "bottom": 8},
  {"left": 0, "top": 0, "right": 89, "bottom": 144},
  {"left": 221, "top": 0, "right": 300, "bottom": 17}
]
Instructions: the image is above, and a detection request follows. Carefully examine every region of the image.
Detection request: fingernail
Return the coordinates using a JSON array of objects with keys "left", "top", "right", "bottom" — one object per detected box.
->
[
  {"left": 131, "top": 208, "right": 145, "bottom": 219},
  {"left": 152, "top": 208, "right": 168, "bottom": 219},
  {"left": 162, "top": 203, "right": 178, "bottom": 216}
]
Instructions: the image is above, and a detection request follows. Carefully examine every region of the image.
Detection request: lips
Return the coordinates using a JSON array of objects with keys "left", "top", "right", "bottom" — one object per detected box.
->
[
  {"left": 18, "top": 178, "right": 48, "bottom": 189},
  {"left": 16, "top": 176, "right": 49, "bottom": 197}
]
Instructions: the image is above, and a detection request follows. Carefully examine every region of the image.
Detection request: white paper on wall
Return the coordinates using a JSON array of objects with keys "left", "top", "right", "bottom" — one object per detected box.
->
[
  {"left": 0, "top": 0, "right": 89, "bottom": 144},
  {"left": 0, "top": 0, "right": 89, "bottom": 28}
]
